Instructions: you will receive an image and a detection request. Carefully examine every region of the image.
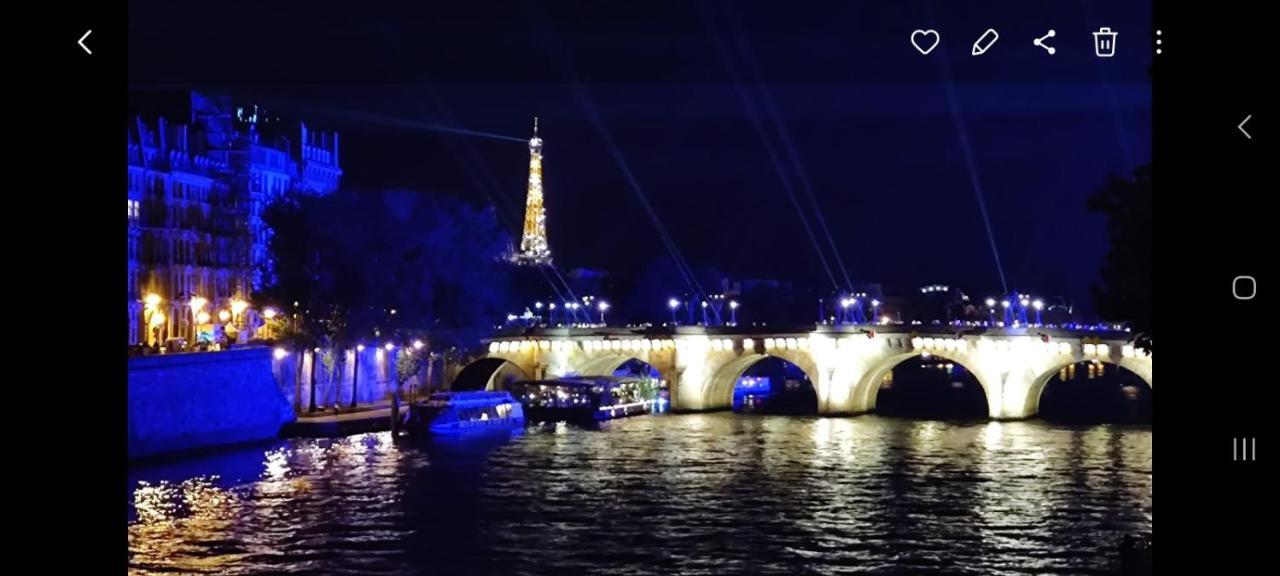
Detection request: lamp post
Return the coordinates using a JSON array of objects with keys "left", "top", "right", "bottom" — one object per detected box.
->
[
  {"left": 1000, "top": 300, "right": 1011, "bottom": 326},
  {"left": 985, "top": 298, "right": 996, "bottom": 325},
  {"left": 352, "top": 344, "right": 365, "bottom": 409},
  {"left": 308, "top": 347, "right": 319, "bottom": 413},
  {"left": 668, "top": 298, "right": 680, "bottom": 325},
  {"left": 1033, "top": 299, "right": 1044, "bottom": 325},
  {"left": 261, "top": 307, "right": 278, "bottom": 341},
  {"left": 700, "top": 301, "right": 709, "bottom": 325},
  {"left": 229, "top": 299, "right": 249, "bottom": 345},
  {"left": 598, "top": 301, "right": 610, "bottom": 325},
  {"left": 188, "top": 296, "right": 207, "bottom": 346},
  {"left": 840, "top": 298, "right": 852, "bottom": 325},
  {"left": 143, "top": 293, "right": 162, "bottom": 346},
  {"left": 149, "top": 311, "right": 167, "bottom": 348},
  {"left": 195, "top": 311, "right": 210, "bottom": 346},
  {"left": 871, "top": 299, "right": 880, "bottom": 324},
  {"left": 230, "top": 298, "right": 248, "bottom": 327},
  {"left": 548, "top": 302, "right": 557, "bottom": 325},
  {"left": 729, "top": 300, "right": 739, "bottom": 325}
]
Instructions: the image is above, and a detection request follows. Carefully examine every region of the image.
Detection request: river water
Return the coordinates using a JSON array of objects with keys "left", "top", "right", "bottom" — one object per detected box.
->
[{"left": 128, "top": 414, "right": 1151, "bottom": 575}]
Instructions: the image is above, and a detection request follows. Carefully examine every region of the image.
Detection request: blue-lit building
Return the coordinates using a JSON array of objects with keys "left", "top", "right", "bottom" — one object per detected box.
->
[{"left": 128, "top": 92, "right": 342, "bottom": 347}]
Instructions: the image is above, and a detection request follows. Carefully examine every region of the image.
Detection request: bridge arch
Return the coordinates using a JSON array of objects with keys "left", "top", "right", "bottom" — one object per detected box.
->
[
  {"left": 574, "top": 354, "right": 663, "bottom": 378},
  {"left": 1023, "top": 357, "right": 1152, "bottom": 418},
  {"left": 452, "top": 358, "right": 528, "bottom": 391},
  {"left": 848, "top": 350, "right": 995, "bottom": 415},
  {"left": 703, "top": 353, "right": 817, "bottom": 412}
]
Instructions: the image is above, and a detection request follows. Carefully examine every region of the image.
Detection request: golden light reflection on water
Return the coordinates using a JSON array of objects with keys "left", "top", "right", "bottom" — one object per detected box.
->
[
  {"left": 263, "top": 448, "right": 289, "bottom": 480},
  {"left": 982, "top": 420, "right": 1004, "bottom": 451},
  {"left": 130, "top": 416, "right": 1151, "bottom": 575},
  {"left": 130, "top": 433, "right": 410, "bottom": 574},
  {"left": 133, "top": 477, "right": 237, "bottom": 526},
  {"left": 975, "top": 422, "right": 1054, "bottom": 554},
  {"left": 130, "top": 477, "right": 245, "bottom": 573}
]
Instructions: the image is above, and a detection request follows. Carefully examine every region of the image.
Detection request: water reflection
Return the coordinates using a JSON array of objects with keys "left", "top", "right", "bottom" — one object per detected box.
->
[{"left": 129, "top": 415, "right": 1151, "bottom": 575}]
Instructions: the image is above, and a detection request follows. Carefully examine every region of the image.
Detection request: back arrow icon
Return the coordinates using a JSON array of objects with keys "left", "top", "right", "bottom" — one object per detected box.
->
[
  {"left": 78, "top": 30, "right": 92, "bottom": 55},
  {"left": 1238, "top": 115, "right": 1252, "bottom": 140}
]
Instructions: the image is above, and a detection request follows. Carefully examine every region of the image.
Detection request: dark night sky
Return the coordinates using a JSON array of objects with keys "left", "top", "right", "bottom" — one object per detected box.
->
[{"left": 128, "top": 0, "right": 1152, "bottom": 313}]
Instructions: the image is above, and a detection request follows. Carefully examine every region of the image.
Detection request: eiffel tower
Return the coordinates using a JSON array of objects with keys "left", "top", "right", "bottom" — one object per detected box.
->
[{"left": 513, "top": 117, "right": 552, "bottom": 265}]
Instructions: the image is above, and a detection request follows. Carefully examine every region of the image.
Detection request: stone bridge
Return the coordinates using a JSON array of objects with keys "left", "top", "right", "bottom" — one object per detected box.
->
[{"left": 470, "top": 326, "right": 1151, "bottom": 420}]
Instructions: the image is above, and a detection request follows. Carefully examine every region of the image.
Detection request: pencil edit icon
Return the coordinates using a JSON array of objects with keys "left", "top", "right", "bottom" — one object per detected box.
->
[{"left": 972, "top": 28, "right": 999, "bottom": 55}]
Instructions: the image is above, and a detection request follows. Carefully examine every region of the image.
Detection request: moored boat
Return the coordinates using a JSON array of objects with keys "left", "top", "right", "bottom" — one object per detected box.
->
[
  {"left": 405, "top": 390, "right": 525, "bottom": 435},
  {"left": 508, "top": 376, "right": 662, "bottom": 423}
]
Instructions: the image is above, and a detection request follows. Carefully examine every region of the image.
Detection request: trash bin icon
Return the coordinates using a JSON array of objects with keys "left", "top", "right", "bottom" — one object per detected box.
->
[{"left": 1093, "top": 27, "right": 1117, "bottom": 57}]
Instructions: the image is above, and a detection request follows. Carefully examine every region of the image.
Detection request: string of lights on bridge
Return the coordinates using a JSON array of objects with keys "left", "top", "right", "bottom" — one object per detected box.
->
[{"left": 502, "top": 289, "right": 1129, "bottom": 334}]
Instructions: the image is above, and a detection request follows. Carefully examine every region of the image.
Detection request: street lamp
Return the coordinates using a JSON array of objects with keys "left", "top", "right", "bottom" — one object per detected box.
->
[
  {"left": 230, "top": 298, "right": 248, "bottom": 329},
  {"left": 261, "top": 307, "right": 278, "bottom": 340},
  {"left": 352, "top": 344, "right": 366, "bottom": 408},
  {"left": 1033, "top": 299, "right": 1044, "bottom": 325},
  {"left": 188, "top": 296, "right": 207, "bottom": 345},
  {"left": 701, "top": 300, "right": 709, "bottom": 325},
  {"left": 142, "top": 293, "right": 162, "bottom": 346},
  {"left": 548, "top": 302, "right": 557, "bottom": 325},
  {"left": 871, "top": 299, "right": 880, "bottom": 324},
  {"left": 598, "top": 301, "right": 610, "bottom": 324},
  {"left": 413, "top": 339, "right": 425, "bottom": 350},
  {"left": 729, "top": 300, "right": 739, "bottom": 325},
  {"left": 668, "top": 298, "right": 680, "bottom": 325},
  {"left": 149, "top": 311, "right": 166, "bottom": 347}
]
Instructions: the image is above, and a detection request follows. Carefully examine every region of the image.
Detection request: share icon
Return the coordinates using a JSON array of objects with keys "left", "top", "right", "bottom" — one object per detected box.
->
[{"left": 1034, "top": 29, "right": 1057, "bottom": 54}]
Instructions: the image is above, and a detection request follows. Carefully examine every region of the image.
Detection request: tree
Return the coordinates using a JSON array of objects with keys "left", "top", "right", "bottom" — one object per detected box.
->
[
  {"left": 391, "top": 347, "right": 426, "bottom": 435},
  {"left": 262, "top": 189, "right": 514, "bottom": 407},
  {"left": 1088, "top": 165, "right": 1152, "bottom": 345}
]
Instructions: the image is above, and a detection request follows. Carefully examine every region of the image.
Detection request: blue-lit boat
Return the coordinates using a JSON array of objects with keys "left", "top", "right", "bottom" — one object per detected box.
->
[
  {"left": 508, "top": 376, "right": 663, "bottom": 423},
  {"left": 405, "top": 391, "right": 525, "bottom": 435}
]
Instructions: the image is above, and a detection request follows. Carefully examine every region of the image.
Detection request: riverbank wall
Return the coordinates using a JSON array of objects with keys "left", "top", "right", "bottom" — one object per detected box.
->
[{"left": 128, "top": 348, "right": 295, "bottom": 460}]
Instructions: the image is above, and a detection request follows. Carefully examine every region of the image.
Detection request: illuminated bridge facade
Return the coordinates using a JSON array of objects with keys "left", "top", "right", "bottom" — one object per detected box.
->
[{"left": 474, "top": 326, "right": 1152, "bottom": 420}]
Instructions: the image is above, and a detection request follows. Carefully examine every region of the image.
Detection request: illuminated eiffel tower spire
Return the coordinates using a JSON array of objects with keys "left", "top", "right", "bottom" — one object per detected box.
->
[{"left": 516, "top": 117, "right": 552, "bottom": 265}]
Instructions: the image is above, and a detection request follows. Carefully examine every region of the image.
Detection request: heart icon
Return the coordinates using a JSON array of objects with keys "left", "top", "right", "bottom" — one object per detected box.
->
[{"left": 911, "top": 29, "right": 940, "bottom": 55}]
